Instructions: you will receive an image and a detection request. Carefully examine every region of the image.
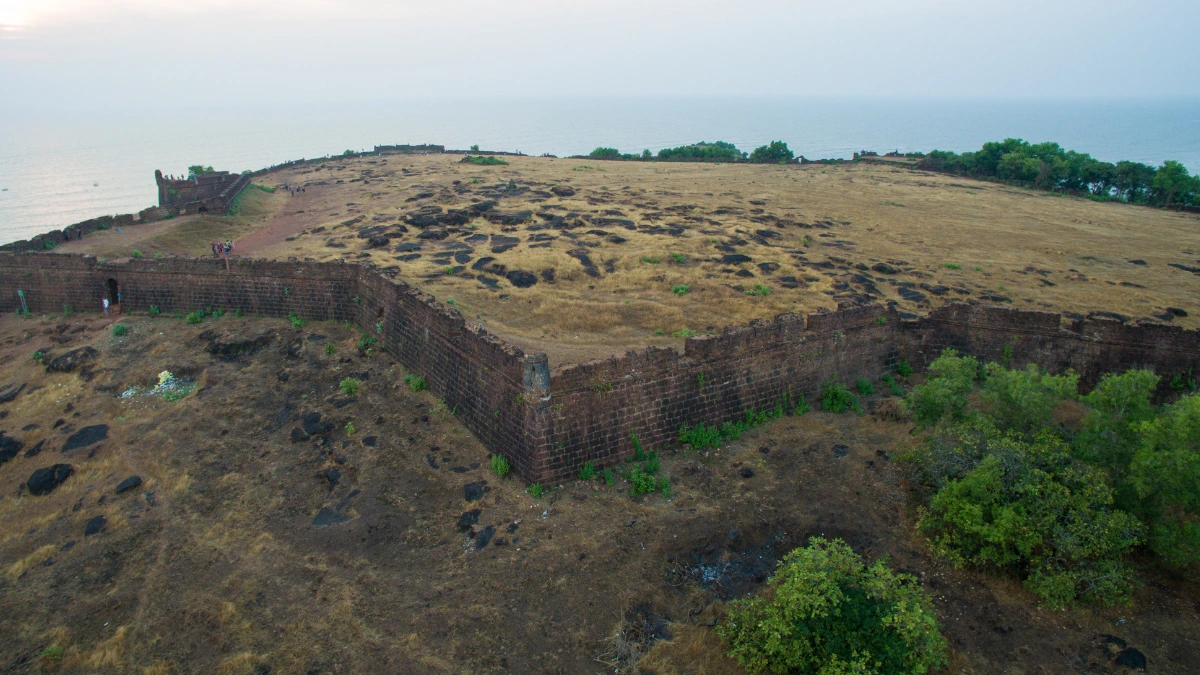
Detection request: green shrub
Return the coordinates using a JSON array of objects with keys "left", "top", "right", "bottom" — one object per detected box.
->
[
  {"left": 911, "top": 422, "right": 1143, "bottom": 608},
  {"left": 185, "top": 311, "right": 203, "bottom": 324},
  {"left": 894, "top": 358, "right": 914, "bottom": 377},
  {"left": 32, "top": 350, "right": 46, "bottom": 364},
  {"left": 1072, "top": 369, "right": 1159, "bottom": 480},
  {"left": 670, "top": 252, "right": 686, "bottom": 265},
  {"left": 944, "top": 262, "right": 962, "bottom": 270},
  {"left": 405, "top": 374, "right": 428, "bottom": 392},
  {"left": 579, "top": 461, "right": 596, "bottom": 481},
  {"left": 748, "top": 140, "right": 794, "bottom": 164},
  {"left": 671, "top": 284, "right": 690, "bottom": 296},
  {"left": 603, "top": 467, "right": 614, "bottom": 486},
  {"left": 718, "top": 537, "right": 947, "bottom": 675},
  {"left": 856, "top": 378, "right": 874, "bottom": 396},
  {"left": 464, "top": 155, "right": 508, "bottom": 166},
  {"left": 44, "top": 240, "right": 56, "bottom": 250},
  {"left": 631, "top": 434, "right": 646, "bottom": 461},
  {"left": 148, "top": 305, "right": 161, "bottom": 317},
  {"left": 358, "top": 335, "right": 377, "bottom": 352},
  {"left": 882, "top": 373, "right": 904, "bottom": 396},
  {"left": 821, "top": 380, "right": 856, "bottom": 414},
  {"left": 672, "top": 328, "right": 698, "bottom": 338},
  {"left": 324, "top": 343, "right": 335, "bottom": 355},
  {"left": 131, "top": 249, "right": 143, "bottom": 258},
  {"left": 901, "top": 349, "right": 977, "bottom": 427},
  {"left": 111, "top": 324, "right": 127, "bottom": 337},
  {"left": 339, "top": 378, "right": 360, "bottom": 395},
  {"left": 62, "top": 304, "right": 73, "bottom": 318},
  {"left": 641, "top": 256, "right": 660, "bottom": 264},
  {"left": 792, "top": 395, "right": 811, "bottom": 416},
  {"left": 344, "top": 421, "right": 356, "bottom": 435},
  {"left": 630, "top": 466, "right": 657, "bottom": 496},
  {"left": 744, "top": 283, "right": 771, "bottom": 296},
  {"left": 154, "top": 251, "right": 164, "bottom": 259},
  {"left": 491, "top": 454, "right": 511, "bottom": 478},
  {"left": 526, "top": 482, "right": 544, "bottom": 499},
  {"left": 1130, "top": 394, "right": 1200, "bottom": 570},
  {"left": 979, "top": 362, "right": 1077, "bottom": 436},
  {"left": 288, "top": 313, "right": 306, "bottom": 328}
]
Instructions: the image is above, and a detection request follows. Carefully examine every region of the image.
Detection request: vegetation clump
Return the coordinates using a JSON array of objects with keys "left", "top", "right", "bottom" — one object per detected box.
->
[
  {"left": 405, "top": 374, "right": 428, "bottom": 392},
  {"left": 748, "top": 140, "right": 794, "bottom": 164},
  {"left": 718, "top": 537, "right": 948, "bottom": 675},
  {"left": 339, "top": 378, "right": 360, "bottom": 396},
  {"left": 822, "top": 380, "right": 858, "bottom": 414},
  {"left": 111, "top": 323, "right": 127, "bottom": 337},
  {"left": 491, "top": 454, "right": 510, "bottom": 477},
  {"left": 658, "top": 141, "right": 746, "bottom": 162},
  {"left": 900, "top": 348, "right": 1200, "bottom": 606},
  {"left": 462, "top": 155, "right": 508, "bottom": 166}
]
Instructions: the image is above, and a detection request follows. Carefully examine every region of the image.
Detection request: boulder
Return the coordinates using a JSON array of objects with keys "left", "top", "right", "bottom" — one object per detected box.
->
[{"left": 27, "top": 463, "right": 74, "bottom": 495}]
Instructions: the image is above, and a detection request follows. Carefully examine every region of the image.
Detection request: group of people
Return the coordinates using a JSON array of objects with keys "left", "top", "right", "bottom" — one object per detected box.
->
[
  {"left": 282, "top": 183, "right": 305, "bottom": 196},
  {"left": 62, "top": 228, "right": 83, "bottom": 242},
  {"left": 211, "top": 239, "right": 234, "bottom": 257}
]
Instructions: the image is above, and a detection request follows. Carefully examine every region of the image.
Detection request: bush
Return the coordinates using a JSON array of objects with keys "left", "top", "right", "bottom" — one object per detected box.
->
[
  {"left": 405, "top": 374, "right": 427, "bottom": 392},
  {"left": 658, "top": 141, "right": 746, "bottom": 162},
  {"left": 589, "top": 147, "right": 621, "bottom": 159},
  {"left": 32, "top": 350, "right": 46, "bottom": 364},
  {"left": 856, "top": 378, "right": 874, "bottom": 396},
  {"left": 603, "top": 467, "right": 614, "bottom": 486},
  {"left": 671, "top": 284, "right": 689, "bottom": 296},
  {"left": 1073, "top": 369, "right": 1159, "bottom": 480},
  {"left": 344, "top": 421, "right": 356, "bottom": 435},
  {"left": 744, "top": 283, "right": 771, "bottom": 296},
  {"left": 288, "top": 313, "right": 306, "bottom": 328},
  {"left": 111, "top": 324, "right": 127, "bottom": 337},
  {"left": 339, "top": 378, "right": 360, "bottom": 395},
  {"left": 717, "top": 537, "right": 947, "bottom": 675},
  {"left": 579, "top": 461, "right": 596, "bottom": 481},
  {"left": 901, "top": 349, "right": 977, "bottom": 427},
  {"left": 358, "top": 335, "right": 377, "bottom": 352},
  {"left": 185, "top": 311, "right": 203, "bottom": 324},
  {"left": 463, "top": 155, "right": 508, "bottom": 166},
  {"left": 748, "top": 140, "right": 794, "bottom": 164},
  {"left": 491, "top": 454, "right": 511, "bottom": 478},
  {"left": 324, "top": 343, "right": 335, "bottom": 355},
  {"left": 979, "top": 362, "right": 1077, "bottom": 436},
  {"left": 822, "top": 380, "right": 856, "bottom": 414},
  {"left": 1130, "top": 394, "right": 1200, "bottom": 570},
  {"left": 148, "top": 305, "right": 161, "bottom": 317},
  {"left": 912, "top": 422, "right": 1143, "bottom": 608},
  {"left": 526, "top": 483, "right": 544, "bottom": 499},
  {"left": 894, "top": 358, "right": 914, "bottom": 377},
  {"left": 131, "top": 249, "right": 143, "bottom": 258}
]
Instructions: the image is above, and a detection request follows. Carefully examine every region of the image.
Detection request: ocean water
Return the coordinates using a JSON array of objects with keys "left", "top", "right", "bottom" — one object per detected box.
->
[{"left": 1, "top": 96, "right": 1198, "bottom": 244}]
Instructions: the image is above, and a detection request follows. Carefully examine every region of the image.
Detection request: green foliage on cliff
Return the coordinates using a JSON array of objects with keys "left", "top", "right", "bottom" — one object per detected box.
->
[
  {"left": 917, "top": 139, "right": 1200, "bottom": 207},
  {"left": 749, "top": 140, "right": 794, "bottom": 164},
  {"left": 657, "top": 140, "right": 746, "bottom": 162}
]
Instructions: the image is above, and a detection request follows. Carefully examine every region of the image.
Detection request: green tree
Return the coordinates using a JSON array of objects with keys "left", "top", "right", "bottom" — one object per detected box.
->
[
  {"left": 1150, "top": 160, "right": 1196, "bottom": 207},
  {"left": 718, "top": 538, "right": 948, "bottom": 674},
  {"left": 1113, "top": 160, "right": 1157, "bottom": 203},
  {"left": 1130, "top": 394, "right": 1200, "bottom": 570},
  {"left": 979, "top": 363, "right": 1077, "bottom": 436},
  {"left": 589, "top": 147, "right": 621, "bottom": 159},
  {"left": 187, "top": 164, "right": 215, "bottom": 177},
  {"left": 901, "top": 348, "right": 977, "bottom": 427},
  {"left": 749, "top": 140, "right": 794, "bottom": 164}
]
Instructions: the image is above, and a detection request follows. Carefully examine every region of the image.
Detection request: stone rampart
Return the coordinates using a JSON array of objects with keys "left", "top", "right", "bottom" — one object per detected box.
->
[{"left": 2, "top": 252, "right": 1197, "bottom": 485}]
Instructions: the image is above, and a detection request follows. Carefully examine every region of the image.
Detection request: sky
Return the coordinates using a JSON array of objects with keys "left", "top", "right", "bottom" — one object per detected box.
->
[{"left": 1, "top": 0, "right": 1198, "bottom": 110}]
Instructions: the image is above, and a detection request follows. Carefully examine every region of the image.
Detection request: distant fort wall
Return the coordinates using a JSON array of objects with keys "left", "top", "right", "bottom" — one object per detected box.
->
[
  {"left": 3, "top": 252, "right": 1197, "bottom": 485},
  {"left": 155, "top": 170, "right": 249, "bottom": 215}
]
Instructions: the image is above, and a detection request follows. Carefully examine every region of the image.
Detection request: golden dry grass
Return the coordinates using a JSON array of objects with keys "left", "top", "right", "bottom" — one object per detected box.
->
[{"left": 43, "top": 154, "right": 1200, "bottom": 367}]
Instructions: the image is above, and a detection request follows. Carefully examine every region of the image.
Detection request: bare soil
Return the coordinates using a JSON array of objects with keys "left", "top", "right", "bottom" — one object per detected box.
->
[{"left": 0, "top": 314, "right": 1196, "bottom": 674}]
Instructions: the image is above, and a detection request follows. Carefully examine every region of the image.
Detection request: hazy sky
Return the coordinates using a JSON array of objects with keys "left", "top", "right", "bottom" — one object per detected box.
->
[{"left": 2, "top": 0, "right": 1197, "bottom": 110}]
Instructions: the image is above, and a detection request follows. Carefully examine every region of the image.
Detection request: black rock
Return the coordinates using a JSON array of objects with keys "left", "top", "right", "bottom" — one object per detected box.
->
[
  {"left": 506, "top": 270, "right": 538, "bottom": 288},
  {"left": 897, "top": 287, "right": 926, "bottom": 302},
  {"left": 463, "top": 480, "right": 489, "bottom": 502},
  {"left": 728, "top": 528, "right": 742, "bottom": 541},
  {"left": 720, "top": 254, "right": 753, "bottom": 264},
  {"left": 739, "top": 467, "right": 755, "bottom": 478},
  {"left": 27, "top": 464, "right": 74, "bottom": 495},
  {"left": 394, "top": 241, "right": 423, "bottom": 252},
  {"left": 278, "top": 371, "right": 290, "bottom": 382},
  {"left": 362, "top": 435, "right": 377, "bottom": 447},
  {"left": 550, "top": 185, "right": 575, "bottom": 197},
  {"left": 736, "top": 269, "right": 754, "bottom": 278},
  {"left": 24, "top": 439, "right": 45, "bottom": 458},
  {"left": 475, "top": 525, "right": 496, "bottom": 549},
  {"left": 84, "top": 515, "right": 107, "bottom": 536},
  {"left": 457, "top": 508, "right": 482, "bottom": 532},
  {"left": 0, "top": 432, "right": 23, "bottom": 465},
  {"left": 319, "top": 468, "right": 341, "bottom": 488},
  {"left": 290, "top": 427, "right": 310, "bottom": 443},
  {"left": 115, "top": 475, "right": 143, "bottom": 493},
  {"left": 45, "top": 346, "right": 98, "bottom": 374},
  {"left": 312, "top": 507, "right": 352, "bottom": 527},
  {"left": 833, "top": 444, "right": 850, "bottom": 457},
  {"left": 871, "top": 263, "right": 898, "bottom": 275},
  {"left": 61, "top": 424, "right": 107, "bottom": 453},
  {"left": 303, "top": 412, "right": 334, "bottom": 435},
  {"left": 0, "top": 383, "right": 25, "bottom": 404},
  {"left": 1113, "top": 647, "right": 1147, "bottom": 671},
  {"left": 417, "top": 228, "right": 449, "bottom": 240}
]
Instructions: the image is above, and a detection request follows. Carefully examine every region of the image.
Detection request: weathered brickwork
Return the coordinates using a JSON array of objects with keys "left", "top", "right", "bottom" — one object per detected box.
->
[
  {"left": 156, "top": 170, "right": 249, "bottom": 214},
  {"left": 2, "top": 252, "right": 1197, "bottom": 485}
]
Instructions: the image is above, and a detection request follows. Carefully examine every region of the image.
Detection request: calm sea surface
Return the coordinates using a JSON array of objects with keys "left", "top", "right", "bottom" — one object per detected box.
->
[{"left": 1, "top": 97, "right": 1197, "bottom": 244}]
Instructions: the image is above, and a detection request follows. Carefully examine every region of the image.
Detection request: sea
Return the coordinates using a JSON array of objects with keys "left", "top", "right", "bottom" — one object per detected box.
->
[{"left": 1, "top": 96, "right": 1198, "bottom": 245}]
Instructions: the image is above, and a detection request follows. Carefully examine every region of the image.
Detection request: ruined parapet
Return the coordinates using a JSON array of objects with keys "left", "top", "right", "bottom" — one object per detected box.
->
[{"left": 155, "top": 169, "right": 249, "bottom": 214}]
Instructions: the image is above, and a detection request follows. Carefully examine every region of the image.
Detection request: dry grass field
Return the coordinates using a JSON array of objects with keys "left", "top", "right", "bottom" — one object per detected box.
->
[
  {"left": 1, "top": 313, "right": 1197, "bottom": 674},
  {"left": 54, "top": 154, "right": 1200, "bottom": 367}
]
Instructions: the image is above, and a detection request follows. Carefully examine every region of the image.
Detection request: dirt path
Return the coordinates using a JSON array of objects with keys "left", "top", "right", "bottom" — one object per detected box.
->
[{"left": 234, "top": 188, "right": 320, "bottom": 255}]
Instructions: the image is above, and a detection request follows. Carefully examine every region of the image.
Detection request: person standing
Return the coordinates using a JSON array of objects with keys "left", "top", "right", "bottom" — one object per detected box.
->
[{"left": 102, "top": 298, "right": 110, "bottom": 315}]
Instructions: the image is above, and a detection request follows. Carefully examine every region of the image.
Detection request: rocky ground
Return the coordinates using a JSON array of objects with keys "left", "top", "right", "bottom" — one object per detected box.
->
[
  {"left": 1, "top": 312, "right": 1197, "bottom": 674},
  {"left": 56, "top": 154, "right": 1200, "bottom": 368}
]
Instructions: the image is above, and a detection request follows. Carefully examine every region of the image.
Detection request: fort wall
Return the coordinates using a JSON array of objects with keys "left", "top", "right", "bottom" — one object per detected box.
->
[{"left": 2, "top": 253, "right": 1197, "bottom": 485}]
